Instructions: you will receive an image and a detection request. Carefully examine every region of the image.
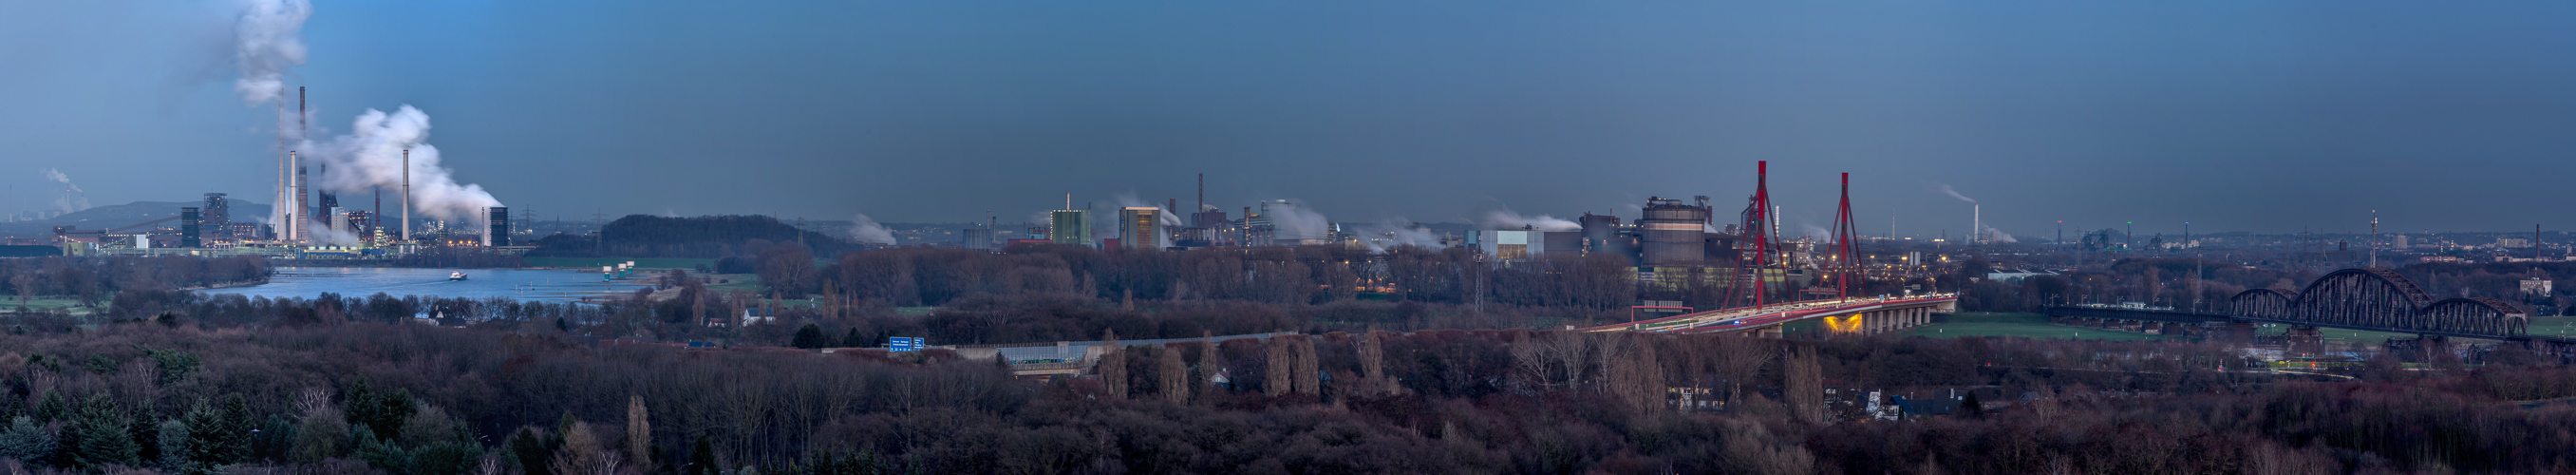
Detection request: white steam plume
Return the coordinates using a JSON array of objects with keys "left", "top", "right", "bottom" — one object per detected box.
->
[
  {"left": 1933, "top": 184, "right": 1976, "bottom": 204},
  {"left": 231, "top": 0, "right": 310, "bottom": 107},
  {"left": 226, "top": 0, "right": 312, "bottom": 237},
  {"left": 1358, "top": 218, "right": 1439, "bottom": 253},
  {"left": 303, "top": 106, "right": 502, "bottom": 232},
  {"left": 847, "top": 214, "right": 895, "bottom": 244},
  {"left": 1479, "top": 209, "right": 1580, "bottom": 232},
  {"left": 1983, "top": 226, "right": 2019, "bottom": 243},
  {"left": 1800, "top": 222, "right": 1833, "bottom": 239},
  {"left": 1263, "top": 200, "right": 1330, "bottom": 242},
  {"left": 40, "top": 168, "right": 89, "bottom": 213}
]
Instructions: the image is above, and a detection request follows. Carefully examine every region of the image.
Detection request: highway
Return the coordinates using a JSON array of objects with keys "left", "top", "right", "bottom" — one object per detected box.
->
[{"left": 1579, "top": 294, "right": 1962, "bottom": 334}]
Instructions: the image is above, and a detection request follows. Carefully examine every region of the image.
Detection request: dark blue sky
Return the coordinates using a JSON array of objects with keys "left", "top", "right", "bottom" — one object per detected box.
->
[{"left": 5, "top": 1, "right": 2574, "bottom": 238}]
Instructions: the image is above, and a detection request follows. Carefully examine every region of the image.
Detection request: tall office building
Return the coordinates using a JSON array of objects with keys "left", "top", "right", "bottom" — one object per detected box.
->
[
  {"left": 1119, "top": 207, "right": 1161, "bottom": 250},
  {"left": 1050, "top": 209, "right": 1093, "bottom": 247}
]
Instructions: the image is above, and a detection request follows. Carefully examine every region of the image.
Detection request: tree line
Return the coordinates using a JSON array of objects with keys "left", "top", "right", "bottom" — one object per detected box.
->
[{"left": 9, "top": 300, "right": 2576, "bottom": 474}]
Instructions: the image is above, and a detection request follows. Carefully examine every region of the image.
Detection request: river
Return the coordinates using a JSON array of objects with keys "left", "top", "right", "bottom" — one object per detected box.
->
[{"left": 206, "top": 267, "right": 652, "bottom": 303}]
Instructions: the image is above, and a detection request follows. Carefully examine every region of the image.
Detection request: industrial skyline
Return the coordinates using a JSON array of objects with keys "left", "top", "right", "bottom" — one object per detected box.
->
[{"left": 7, "top": 2, "right": 2576, "bottom": 237}]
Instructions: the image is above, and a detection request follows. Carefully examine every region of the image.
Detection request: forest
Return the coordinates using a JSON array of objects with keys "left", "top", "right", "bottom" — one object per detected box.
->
[
  {"left": 527, "top": 217, "right": 862, "bottom": 260},
  {"left": 0, "top": 256, "right": 270, "bottom": 311},
  {"left": 8, "top": 299, "right": 2576, "bottom": 475}
]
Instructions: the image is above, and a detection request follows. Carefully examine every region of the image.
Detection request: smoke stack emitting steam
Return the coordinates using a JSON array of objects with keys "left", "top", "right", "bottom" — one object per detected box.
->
[
  {"left": 227, "top": 0, "right": 499, "bottom": 242},
  {"left": 39, "top": 168, "right": 88, "bottom": 213}
]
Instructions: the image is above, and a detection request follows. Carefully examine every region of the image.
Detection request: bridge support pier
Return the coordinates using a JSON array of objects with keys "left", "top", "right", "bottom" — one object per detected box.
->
[
  {"left": 2286, "top": 326, "right": 2324, "bottom": 355},
  {"left": 2159, "top": 322, "right": 2184, "bottom": 336},
  {"left": 2421, "top": 335, "right": 2450, "bottom": 362},
  {"left": 1758, "top": 326, "right": 1783, "bottom": 338}
]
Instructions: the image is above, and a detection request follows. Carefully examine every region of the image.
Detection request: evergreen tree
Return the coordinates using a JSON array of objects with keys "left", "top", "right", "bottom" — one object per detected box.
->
[
  {"left": 67, "top": 394, "right": 139, "bottom": 469},
  {"left": 686, "top": 435, "right": 717, "bottom": 475},
  {"left": 0, "top": 416, "right": 57, "bottom": 466},
  {"left": 155, "top": 419, "right": 190, "bottom": 472},
  {"left": 372, "top": 390, "right": 419, "bottom": 441},
  {"left": 0, "top": 391, "right": 23, "bottom": 421},
  {"left": 509, "top": 427, "right": 553, "bottom": 475},
  {"left": 1959, "top": 392, "right": 1985, "bottom": 419},
  {"left": 346, "top": 379, "right": 377, "bottom": 436},
  {"left": 839, "top": 328, "right": 866, "bottom": 348},
  {"left": 250, "top": 415, "right": 295, "bottom": 463},
  {"left": 129, "top": 399, "right": 159, "bottom": 467},
  {"left": 352, "top": 428, "right": 409, "bottom": 475},
  {"left": 791, "top": 324, "right": 828, "bottom": 349},
  {"left": 216, "top": 394, "right": 254, "bottom": 464},
  {"left": 32, "top": 391, "right": 67, "bottom": 424}
]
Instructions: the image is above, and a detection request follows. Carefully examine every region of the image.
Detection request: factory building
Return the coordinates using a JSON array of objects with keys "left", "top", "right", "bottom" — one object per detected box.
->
[
  {"left": 180, "top": 207, "right": 202, "bottom": 248},
  {"left": 202, "top": 194, "right": 231, "bottom": 241},
  {"left": 1640, "top": 197, "right": 1710, "bottom": 266},
  {"left": 487, "top": 207, "right": 510, "bottom": 247},
  {"left": 1119, "top": 207, "right": 1162, "bottom": 251},
  {"left": 1051, "top": 209, "right": 1094, "bottom": 247}
]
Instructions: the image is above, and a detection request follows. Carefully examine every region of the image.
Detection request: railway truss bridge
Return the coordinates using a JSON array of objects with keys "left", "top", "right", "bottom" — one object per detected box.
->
[{"left": 2042, "top": 268, "right": 2575, "bottom": 361}]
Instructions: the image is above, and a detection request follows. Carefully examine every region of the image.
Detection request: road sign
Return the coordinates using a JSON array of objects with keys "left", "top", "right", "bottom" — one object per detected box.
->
[{"left": 888, "top": 337, "right": 926, "bottom": 352}]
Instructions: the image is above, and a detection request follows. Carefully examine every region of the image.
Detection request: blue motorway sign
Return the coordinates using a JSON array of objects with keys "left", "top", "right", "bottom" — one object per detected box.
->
[{"left": 888, "top": 337, "right": 926, "bottom": 352}]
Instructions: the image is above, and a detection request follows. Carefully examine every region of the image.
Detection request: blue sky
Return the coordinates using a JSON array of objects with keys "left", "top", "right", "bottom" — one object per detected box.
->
[{"left": 4, "top": 1, "right": 2574, "bottom": 238}]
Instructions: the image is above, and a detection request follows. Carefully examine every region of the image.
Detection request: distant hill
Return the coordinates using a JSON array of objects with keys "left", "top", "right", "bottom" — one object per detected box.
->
[{"left": 38, "top": 200, "right": 274, "bottom": 228}]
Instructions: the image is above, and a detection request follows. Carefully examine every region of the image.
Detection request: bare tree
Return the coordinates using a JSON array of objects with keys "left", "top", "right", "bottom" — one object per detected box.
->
[
  {"left": 1293, "top": 335, "right": 1321, "bottom": 395},
  {"left": 1099, "top": 329, "right": 1126, "bottom": 399},
  {"left": 1157, "top": 344, "right": 1189, "bottom": 403},
  {"left": 1708, "top": 336, "right": 1776, "bottom": 405},
  {"left": 1264, "top": 336, "right": 1290, "bottom": 397},
  {"left": 627, "top": 395, "right": 652, "bottom": 473}
]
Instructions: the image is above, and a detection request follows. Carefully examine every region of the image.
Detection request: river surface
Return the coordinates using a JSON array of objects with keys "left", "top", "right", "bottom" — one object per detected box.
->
[{"left": 207, "top": 267, "right": 649, "bottom": 303}]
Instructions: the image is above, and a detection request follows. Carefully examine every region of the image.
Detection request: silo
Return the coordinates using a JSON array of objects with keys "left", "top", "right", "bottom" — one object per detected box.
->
[{"left": 1640, "top": 198, "right": 1706, "bottom": 266}]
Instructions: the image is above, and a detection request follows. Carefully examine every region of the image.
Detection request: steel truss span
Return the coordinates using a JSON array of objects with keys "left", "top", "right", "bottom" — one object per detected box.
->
[{"left": 2229, "top": 268, "right": 2529, "bottom": 338}]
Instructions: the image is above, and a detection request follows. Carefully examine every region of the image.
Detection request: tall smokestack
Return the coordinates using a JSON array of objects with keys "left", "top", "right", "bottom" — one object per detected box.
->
[
  {"left": 289, "top": 151, "right": 302, "bottom": 242},
  {"left": 401, "top": 148, "right": 411, "bottom": 242},
  {"left": 1972, "top": 204, "right": 1981, "bottom": 245},
  {"left": 275, "top": 86, "right": 287, "bottom": 242}
]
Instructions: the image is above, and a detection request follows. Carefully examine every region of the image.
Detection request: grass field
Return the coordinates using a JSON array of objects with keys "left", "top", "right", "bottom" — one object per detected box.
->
[
  {"left": 524, "top": 257, "right": 716, "bottom": 270},
  {"left": 3, "top": 297, "right": 96, "bottom": 316},
  {"left": 1907, "top": 312, "right": 2182, "bottom": 341}
]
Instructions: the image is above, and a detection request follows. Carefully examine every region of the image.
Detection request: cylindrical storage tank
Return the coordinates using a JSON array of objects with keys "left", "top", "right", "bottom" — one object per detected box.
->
[{"left": 1640, "top": 198, "right": 1706, "bottom": 266}]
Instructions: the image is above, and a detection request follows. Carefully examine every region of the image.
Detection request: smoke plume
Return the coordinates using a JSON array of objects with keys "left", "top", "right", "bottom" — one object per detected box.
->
[
  {"left": 1358, "top": 218, "right": 1440, "bottom": 253},
  {"left": 1800, "top": 222, "right": 1833, "bottom": 239},
  {"left": 1262, "top": 200, "right": 1330, "bottom": 242},
  {"left": 847, "top": 214, "right": 895, "bottom": 244},
  {"left": 1983, "top": 226, "right": 2019, "bottom": 243},
  {"left": 231, "top": 0, "right": 310, "bottom": 107},
  {"left": 225, "top": 0, "right": 313, "bottom": 234},
  {"left": 1933, "top": 184, "right": 1977, "bottom": 204},
  {"left": 303, "top": 106, "right": 503, "bottom": 230},
  {"left": 39, "top": 168, "right": 89, "bottom": 213},
  {"left": 1479, "top": 209, "right": 1580, "bottom": 232}
]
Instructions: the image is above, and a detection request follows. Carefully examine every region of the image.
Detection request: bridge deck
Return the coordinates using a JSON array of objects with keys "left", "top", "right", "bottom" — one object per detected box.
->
[
  {"left": 2039, "top": 305, "right": 2576, "bottom": 344},
  {"left": 1584, "top": 294, "right": 1959, "bottom": 333}
]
